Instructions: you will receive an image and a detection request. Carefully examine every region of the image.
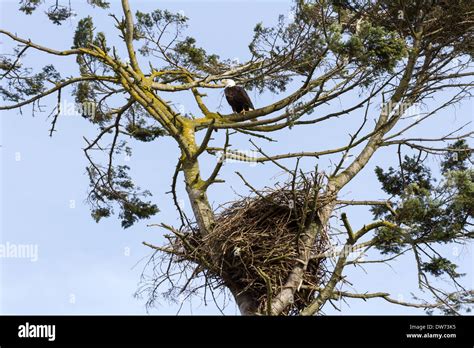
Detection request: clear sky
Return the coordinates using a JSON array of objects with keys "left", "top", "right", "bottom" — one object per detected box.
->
[{"left": 0, "top": 0, "right": 472, "bottom": 315}]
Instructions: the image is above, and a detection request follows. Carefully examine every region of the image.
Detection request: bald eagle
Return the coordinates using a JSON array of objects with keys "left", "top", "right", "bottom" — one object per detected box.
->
[{"left": 223, "top": 79, "right": 255, "bottom": 119}]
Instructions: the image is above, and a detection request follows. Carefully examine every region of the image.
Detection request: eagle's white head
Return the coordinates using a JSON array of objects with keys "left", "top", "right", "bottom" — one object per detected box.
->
[{"left": 222, "top": 79, "right": 236, "bottom": 88}]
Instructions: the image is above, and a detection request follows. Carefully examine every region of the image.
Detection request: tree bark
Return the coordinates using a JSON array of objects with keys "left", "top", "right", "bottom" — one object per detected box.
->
[{"left": 182, "top": 158, "right": 215, "bottom": 236}]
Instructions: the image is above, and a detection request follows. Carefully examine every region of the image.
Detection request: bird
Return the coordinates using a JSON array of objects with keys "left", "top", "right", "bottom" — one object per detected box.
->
[{"left": 222, "top": 79, "right": 256, "bottom": 121}]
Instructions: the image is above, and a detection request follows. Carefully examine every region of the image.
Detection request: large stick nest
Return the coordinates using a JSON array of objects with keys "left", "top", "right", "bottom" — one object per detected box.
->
[{"left": 160, "top": 174, "right": 333, "bottom": 314}]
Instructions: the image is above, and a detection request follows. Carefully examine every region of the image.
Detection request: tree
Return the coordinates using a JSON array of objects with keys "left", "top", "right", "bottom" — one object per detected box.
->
[{"left": 1, "top": 0, "right": 473, "bottom": 315}]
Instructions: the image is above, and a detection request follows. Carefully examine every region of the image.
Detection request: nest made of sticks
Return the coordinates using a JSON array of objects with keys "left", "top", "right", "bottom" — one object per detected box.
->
[{"left": 165, "top": 174, "right": 333, "bottom": 314}]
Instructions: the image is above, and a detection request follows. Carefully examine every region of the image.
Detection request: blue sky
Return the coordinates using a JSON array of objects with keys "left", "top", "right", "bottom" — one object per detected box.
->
[{"left": 0, "top": 0, "right": 472, "bottom": 315}]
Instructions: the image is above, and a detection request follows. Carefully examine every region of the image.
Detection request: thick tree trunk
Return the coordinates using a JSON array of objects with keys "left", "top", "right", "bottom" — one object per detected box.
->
[
  {"left": 182, "top": 160, "right": 258, "bottom": 315},
  {"left": 229, "top": 289, "right": 259, "bottom": 315},
  {"left": 182, "top": 159, "right": 215, "bottom": 236},
  {"left": 180, "top": 122, "right": 216, "bottom": 237}
]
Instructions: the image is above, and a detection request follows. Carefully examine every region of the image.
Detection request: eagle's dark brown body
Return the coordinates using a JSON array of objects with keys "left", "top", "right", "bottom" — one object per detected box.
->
[{"left": 224, "top": 86, "right": 255, "bottom": 114}]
